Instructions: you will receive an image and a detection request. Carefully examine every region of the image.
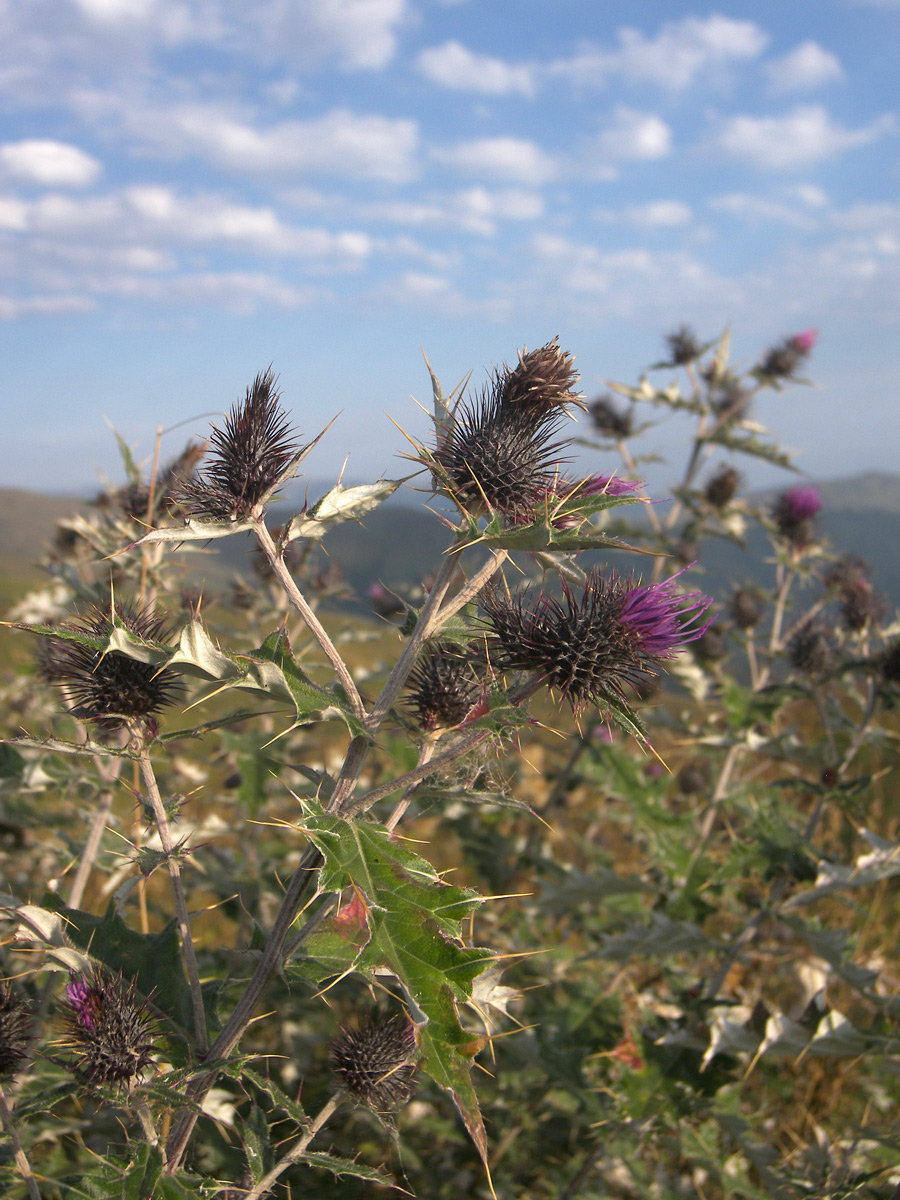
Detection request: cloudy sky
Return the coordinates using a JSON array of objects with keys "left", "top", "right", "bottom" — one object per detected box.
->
[{"left": 1, "top": 0, "right": 897, "bottom": 497}]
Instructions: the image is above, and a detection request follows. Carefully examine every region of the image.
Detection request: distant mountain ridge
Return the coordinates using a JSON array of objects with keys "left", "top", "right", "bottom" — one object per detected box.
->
[{"left": 2, "top": 472, "right": 900, "bottom": 612}]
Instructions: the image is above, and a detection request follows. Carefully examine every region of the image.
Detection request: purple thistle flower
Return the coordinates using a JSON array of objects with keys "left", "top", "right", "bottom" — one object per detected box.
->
[
  {"left": 617, "top": 571, "right": 713, "bottom": 659},
  {"left": 773, "top": 485, "right": 821, "bottom": 546},
  {"left": 60, "top": 968, "right": 158, "bottom": 1087},
  {"left": 482, "top": 568, "right": 712, "bottom": 714},
  {"left": 543, "top": 474, "right": 642, "bottom": 530}
]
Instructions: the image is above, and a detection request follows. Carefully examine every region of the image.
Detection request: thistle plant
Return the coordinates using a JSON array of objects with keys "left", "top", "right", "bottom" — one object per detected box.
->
[{"left": 2, "top": 327, "right": 900, "bottom": 1200}]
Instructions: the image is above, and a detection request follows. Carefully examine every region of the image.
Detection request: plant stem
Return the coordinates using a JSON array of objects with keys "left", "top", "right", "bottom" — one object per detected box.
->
[
  {"left": 0, "top": 1083, "right": 41, "bottom": 1200},
  {"left": 68, "top": 757, "right": 121, "bottom": 910},
  {"left": 241, "top": 1092, "right": 342, "bottom": 1200},
  {"left": 135, "top": 734, "right": 208, "bottom": 1056},
  {"left": 253, "top": 518, "right": 365, "bottom": 721}
]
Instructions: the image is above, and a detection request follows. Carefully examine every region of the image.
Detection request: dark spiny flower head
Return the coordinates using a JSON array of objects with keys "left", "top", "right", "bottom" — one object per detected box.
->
[
  {"left": 773, "top": 485, "right": 821, "bottom": 546},
  {"left": 178, "top": 369, "right": 298, "bottom": 519},
  {"left": 330, "top": 1014, "right": 417, "bottom": 1115},
  {"left": 709, "top": 375, "right": 751, "bottom": 421},
  {"left": 482, "top": 568, "right": 712, "bottom": 714},
  {"left": 406, "top": 641, "right": 487, "bottom": 731},
  {"left": 114, "top": 442, "right": 205, "bottom": 523},
  {"left": 497, "top": 337, "right": 583, "bottom": 419},
  {"left": 60, "top": 968, "right": 158, "bottom": 1087},
  {"left": 730, "top": 586, "right": 764, "bottom": 630},
  {"left": 882, "top": 640, "right": 900, "bottom": 684},
  {"left": 0, "top": 981, "right": 32, "bottom": 1078},
  {"left": 588, "top": 395, "right": 633, "bottom": 439},
  {"left": 824, "top": 557, "right": 884, "bottom": 631},
  {"left": 434, "top": 381, "right": 569, "bottom": 525},
  {"left": 665, "top": 324, "right": 702, "bottom": 366},
  {"left": 788, "top": 619, "right": 831, "bottom": 676},
  {"left": 756, "top": 329, "right": 817, "bottom": 382},
  {"left": 676, "top": 762, "right": 709, "bottom": 796},
  {"left": 37, "top": 601, "right": 181, "bottom": 733},
  {"left": 704, "top": 466, "right": 740, "bottom": 508}
]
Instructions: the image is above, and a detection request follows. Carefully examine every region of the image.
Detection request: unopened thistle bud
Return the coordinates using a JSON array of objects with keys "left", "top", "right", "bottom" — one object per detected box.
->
[
  {"left": 824, "top": 557, "right": 883, "bottom": 631},
  {"left": 665, "top": 324, "right": 702, "bottom": 366},
  {"left": 60, "top": 969, "right": 158, "bottom": 1087},
  {"left": 730, "top": 587, "right": 763, "bottom": 630},
  {"left": 38, "top": 601, "right": 182, "bottom": 732},
  {"left": 0, "top": 981, "right": 32, "bottom": 1078},
  {"left": 406, "top": 641, "right": 487, "bottom": 731},
  {"left": 588, "top": 395, "right": 633, "bottom": 439},
  {"left": 482, "top": 569, "right": 712, "bottom": 714},
  {"left": 788, "top": 619, "right": 831, "bottom": 676},
  {"left": 330, "top": 1014, "right": 417, "bottom": 1115},
  {"left": 178, "top": 368, "right": 298, "bottom": 519},
  {"left": 704, "top": 466, "right": 740, "bottom": 508},
  {"left": 773, "top": 486, "right": 821, "bottom": 547}
]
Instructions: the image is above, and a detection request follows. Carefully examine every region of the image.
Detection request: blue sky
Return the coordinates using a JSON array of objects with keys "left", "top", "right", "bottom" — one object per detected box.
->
[{"left": 0, "top": 0, "right": 897, "bottom": 497}]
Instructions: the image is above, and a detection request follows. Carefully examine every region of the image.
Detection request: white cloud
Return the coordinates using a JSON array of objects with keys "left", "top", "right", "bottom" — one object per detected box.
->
[
  {"left": 0, "top": 139, "right": 101, "bottom": 186},
  {"left": 765, "top": 42, "right": 844, "bottom": 92},
  {"left": 244, "top": 0, "right": 410, "bottom": 70},
  {"left": 709, "top": 192, "right": 823, "bottom": 229},
  {"left": 716, "top": 105, "right": 893, "bottom": 168},
  {"left": 551, "top": 14, "right": 767, "bottom": 91},
  {"left": 624, "top": 201, "right": 692, "bottom": 227},
  {"left": 119, "top": 104, "right": 420, "bottom": 182},
  {"left": 416, "top": 40, "right": 535, "bottom": 96},
  {"left": 588, "top": 108, "right": 672, "bottom": 170},
  {"left": 433, "top": 137, "right": 556, "bottom": 183}
]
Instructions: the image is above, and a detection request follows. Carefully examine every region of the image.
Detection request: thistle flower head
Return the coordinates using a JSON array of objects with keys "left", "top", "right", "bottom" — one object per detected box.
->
[
  {"left": 498, "top": 337, "right": 582, "bottom": 418},
  {"left": 178, "top": 369, "right": 298, "bottom": 519},
  {"left": 38, "top": 601, "right": 182, "bottom": 732},
  {"left": 788, "top": 619, "right": 831, "bottom": 676},
  {"left": 406, "top": 641, "right": 487, "bottom": 731},
  {"left": 330, "top": 1014, "right": 417, "bottom": 1115},
  {"left": 773, "top": 485, "right": 821, "bottom": 546},
  {"left": 704, "top": 466, "right": 740, "bottom": 508},
  {"left": 434, "top": 383, "right": 569, "bottom": 524},
  {"left": 757, "top": 330, "right": 817, "bottom": 381},
  {"left": 0, "top": 981, "right": 32, "bottom": 1078},
  {"left": 730, "top": 586, "right": 763, "bottom": 630},
  {"left": 588, "top": 395, "right": 633, "bottom": 439},
  {"left": 482, "top": 568, "right": 712, "bottom": 713},
  {"left": 60, "top": 968, "right": 157, "bottom": 1087},
  {"left": 824, "top": 557, "right": 883, "bottom": 630},
  {"left": 665, "top": 324, "right": 702, "bottom": 366}
]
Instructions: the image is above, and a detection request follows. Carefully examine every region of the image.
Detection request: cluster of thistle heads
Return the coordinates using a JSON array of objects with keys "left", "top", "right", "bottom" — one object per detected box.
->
[{"left": 2, "top": 967, "right": 417, "bottom": 1113}]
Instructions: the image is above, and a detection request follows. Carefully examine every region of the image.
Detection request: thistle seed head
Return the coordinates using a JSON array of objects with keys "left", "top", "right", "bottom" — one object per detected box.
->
[
  {"left": 38, "top": 601, "right": 182, "bottom": 732},
  {"left": 330, "top": 1014, "right": 417, "bottom": 1115},
  {"left": 60, "top": 968, "right": 158, "bottom": 1087},
  {"left": 178, "top": 369, "right": 298, "bottom": 519}
]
